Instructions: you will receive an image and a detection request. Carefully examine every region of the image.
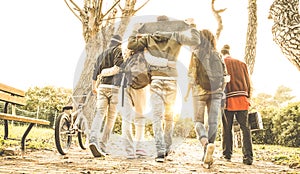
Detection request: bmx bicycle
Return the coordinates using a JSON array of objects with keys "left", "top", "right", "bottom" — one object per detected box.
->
[{"left": 54, "top": 92, "right": 91, "bottom": 155}]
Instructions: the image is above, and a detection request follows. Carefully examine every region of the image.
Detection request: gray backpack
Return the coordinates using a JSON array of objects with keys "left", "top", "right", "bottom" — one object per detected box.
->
[
  {"left": 123, "top": 52, "right": 151, "bottom": 89},
  {"left": 194, "top": 50, "right": 225, "bottom": 91}
]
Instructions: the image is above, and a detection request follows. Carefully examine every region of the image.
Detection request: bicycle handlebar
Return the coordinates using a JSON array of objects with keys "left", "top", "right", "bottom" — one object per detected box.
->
[{"left": 71, "top": 91, "right": 93, "bottom": 108}]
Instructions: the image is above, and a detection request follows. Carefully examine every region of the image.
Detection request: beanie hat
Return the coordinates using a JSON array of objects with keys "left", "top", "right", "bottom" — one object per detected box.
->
[
  {"left": 221, "top": 44, "right": 230, "bottom": 51},
  {"left": 110, "top": 34, "right": 122, "bottom": 44}
]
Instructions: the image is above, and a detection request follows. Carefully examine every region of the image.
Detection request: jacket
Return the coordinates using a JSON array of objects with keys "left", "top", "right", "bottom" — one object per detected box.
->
[
  {"left": 127, "top": 28, "right": 200, "bottom": 77},
  {"left": 224, "top": 55, "right": 252, "bottom": 98},
  {"left": 92, "top": 44, "right": 123, "bottom": 86}
]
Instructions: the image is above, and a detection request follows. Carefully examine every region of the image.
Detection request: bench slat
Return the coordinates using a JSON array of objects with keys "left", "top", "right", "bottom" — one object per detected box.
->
[
  {"left": 0, "top": 113, "right": 50, "bottom": 125},
  {"left": 0, "top": 92, "right": 26, "bottom": 105},
  {"left": 0, "top": 83, "right": 25, "bottom": 97}
]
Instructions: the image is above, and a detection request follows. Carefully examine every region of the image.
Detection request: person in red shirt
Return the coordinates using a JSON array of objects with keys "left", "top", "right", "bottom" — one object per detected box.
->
[{"left": 220, "top": 44, "right": 253, "bottom": 165}]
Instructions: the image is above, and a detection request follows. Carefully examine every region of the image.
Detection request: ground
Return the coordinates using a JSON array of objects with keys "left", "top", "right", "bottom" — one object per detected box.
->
[{"left": 0, "top": 136, "right": 299, "bottom": 174}]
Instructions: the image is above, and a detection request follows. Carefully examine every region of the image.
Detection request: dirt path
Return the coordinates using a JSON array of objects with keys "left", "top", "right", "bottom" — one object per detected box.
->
[{"left": 0, "top": 138, "right": 299, "bottom": 174}]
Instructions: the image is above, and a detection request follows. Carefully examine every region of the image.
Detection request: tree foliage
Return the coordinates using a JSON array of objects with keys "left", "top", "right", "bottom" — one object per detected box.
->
[
  {"left": 273, "top": 102, "right": 300, "bottom": 147},
  {"left": 23, "top": 86, "right": 72, "bottom": 125}
]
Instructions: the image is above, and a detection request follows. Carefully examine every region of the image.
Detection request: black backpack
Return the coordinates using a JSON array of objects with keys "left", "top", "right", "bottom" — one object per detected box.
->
[
  {"left": 194, "top": 50, "right": 225, "bottom": 91},
  {"left": 122, "top": 52, "right": 151, "bottom": 89}
]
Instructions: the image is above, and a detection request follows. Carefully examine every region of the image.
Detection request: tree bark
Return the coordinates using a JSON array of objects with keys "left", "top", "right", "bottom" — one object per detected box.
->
[
  {"left": 244, "top": 0, "right": 257, "bottom": 75},
  {"left": 65, "top": 0, "right": 143, "bottom": 124}
]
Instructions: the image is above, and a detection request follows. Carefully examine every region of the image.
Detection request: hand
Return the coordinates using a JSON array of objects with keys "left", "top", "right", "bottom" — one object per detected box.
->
[
  {"left": 167, "top": 61, "right": 176, "bottom": 68},
  {"left": 92, "top": 88, "right": 97, "bottom": 95},
  {"left": 154, "top": 31, "right": 172, "bottom": 39},
  {"left": 133, "top": 23, "right": 143, "bottom": 32},
  {"left": 184, "top": 18, "right": 195, "bottom": 26}
]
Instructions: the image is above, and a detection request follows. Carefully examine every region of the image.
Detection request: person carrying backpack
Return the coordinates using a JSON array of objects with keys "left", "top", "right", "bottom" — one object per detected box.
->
[
  {"left": 89, "top": 34, "right": 124, "bottom": 158},
  {"left": 184, "top": 29, "right": 229, "bottom": 168},
  {"left": 127, "top": 16, "right": 200, "bottom": 163},
  {"left": 117, "top": 48, "right": 150, "bottom": 159}
]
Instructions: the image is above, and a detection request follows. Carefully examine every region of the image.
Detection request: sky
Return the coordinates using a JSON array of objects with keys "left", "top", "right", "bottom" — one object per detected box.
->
[{"left": 1, "top": 0, "right": 300, "bottom": 100}]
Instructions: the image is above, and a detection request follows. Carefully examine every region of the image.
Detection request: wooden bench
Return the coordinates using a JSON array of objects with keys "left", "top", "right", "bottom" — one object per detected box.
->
[{"left": 0, "top": 83, "right": 50, "bottom": 152}]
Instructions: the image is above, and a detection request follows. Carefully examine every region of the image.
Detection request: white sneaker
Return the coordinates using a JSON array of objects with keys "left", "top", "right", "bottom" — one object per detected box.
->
[
  {"left": 126, "top": 153, "right": 136, "bottom": 159},
  {"left": 136, "top": 149, "right": 148, "bottom": 157},
  {"left": 203, "top": 143, "right": 215, "bottom": 165},
  {"left": 89, "top": 137, "right": 106, "bottom": 157}
]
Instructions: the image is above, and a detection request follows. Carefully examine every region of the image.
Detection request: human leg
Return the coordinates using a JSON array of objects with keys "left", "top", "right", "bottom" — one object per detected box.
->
[
  {"left": 206, "top": 93, "right": 222, "bottom": 144},
  {"left": 132, "top": 87, "right": 147, "bottom": 156},
  {"left": 118, "top": 87, "right": 135, "bottom": 157},
  {"left": 150, "top": 80, "right": 165, "bottom": 162},
  {"left": 163, "top": 80, "right": 177, "bottom": 154},
  {"left": 202, "top": 94, "right": 222, "bottom": 165},
  {"left": 89, "top": 88, "right": 108, "bottom": 157},
  {"left": 236, "top": 110, "right": 253, "bottom": 165},
  {"left": 193, "top": 95, "right": 208, "bottom": 146},
  {"left": 100, "top": 88, "right": 119, "bottom": 152},
  {"left": 222, "top": 110, "right": 234, "bottom": 159},
  {"left": 193, "top": 94, "right": 210, "bottom": 162}
]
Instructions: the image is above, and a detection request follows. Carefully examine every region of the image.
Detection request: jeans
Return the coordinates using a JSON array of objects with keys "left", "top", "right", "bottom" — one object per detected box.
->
[
  {"left": 193, "top": 93, "right": 222, "bottom": 144},
  {"left": 118, "top": 86, "right": 147, "bottom": 155},
  {"left": 89, "top": 87, "right": 119, "bottom": 151},
  {"left": 222, "top": 110, "right": 253, "bottom": 160},
  {"left": 150, "top": 79, "right": 177, "bottom": 156}
]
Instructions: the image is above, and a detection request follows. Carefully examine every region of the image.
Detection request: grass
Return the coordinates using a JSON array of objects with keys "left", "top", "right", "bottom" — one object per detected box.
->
[
  {"left": 254, "top": 144, "right": 300, "bottom": 168},
  {"left": 0, "top": 123, "right": 54, "bottom": 151}
]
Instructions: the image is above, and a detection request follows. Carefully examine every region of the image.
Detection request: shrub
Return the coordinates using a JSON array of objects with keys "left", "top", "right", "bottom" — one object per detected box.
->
[{"left": 272, "top": 102, "right": 300, "bottom": 147}]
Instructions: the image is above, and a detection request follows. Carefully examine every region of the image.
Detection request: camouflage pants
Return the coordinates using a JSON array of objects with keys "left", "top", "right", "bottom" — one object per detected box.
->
[
  {"left": 90, "top": 87, "right": 119, "bottom": 151},
  {"left": 150, "top": 79, "right": 177, "bottom": 156}
]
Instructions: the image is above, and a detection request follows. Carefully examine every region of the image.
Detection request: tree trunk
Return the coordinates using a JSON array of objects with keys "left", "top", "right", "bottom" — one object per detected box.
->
[
  {"left": 244, "top": 0, "right": 258, "bottom": 75},
  {"left": 66, "top": 0, "right": 141, "bottom": 124}
]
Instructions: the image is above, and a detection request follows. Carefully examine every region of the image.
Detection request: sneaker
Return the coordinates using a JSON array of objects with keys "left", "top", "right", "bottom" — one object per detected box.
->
[
  {"left": 243, "top": 158, "right": 253, "bottom": 165},
  {"left": 165, "top": 149, "right": 174, "bottom": 157},
  {"left": 155, "top": 155, "right": 165, "bottom": 163},
  {"left": 203, "top": 143, "right": 215, "bottom": 165},
  {"left": 221, "top": 155, "right": 231, "bottom": 162},
  {"left": 126, "top": 153, "right": 136, "bottom": 159},
  {"left": 89, "top": 137, "right": 106, "bottom": 157},
  {"left": 136, "top": 149, "right": 147, "bottom": 157}
]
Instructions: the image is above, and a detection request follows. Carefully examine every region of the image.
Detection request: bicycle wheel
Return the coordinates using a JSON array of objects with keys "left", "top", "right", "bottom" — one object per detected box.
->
[
  {"left": 78, "top": 117, "right": 89, "bottom": 150},
  {"left": 54, "top": 113, "right": 72, "bottom": 155}
]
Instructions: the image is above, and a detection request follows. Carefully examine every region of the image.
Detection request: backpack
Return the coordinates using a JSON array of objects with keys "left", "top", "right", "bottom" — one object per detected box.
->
[
  {"left": 194, "top": 50, "right": 225, "bottom": 91},
  {"left": 122, "top": 52, "right": 151, "bottom": 89}
]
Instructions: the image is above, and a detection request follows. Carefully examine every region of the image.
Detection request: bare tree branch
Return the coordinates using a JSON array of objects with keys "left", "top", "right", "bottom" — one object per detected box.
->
[
  {"left": 211, "top": 0, "right": 226, "bottom": 40},
  {"left": 134, "top": 0, "right": 150, "bottom": 13},
  {"left": 102, "top": 0, "right": 121, "bottom": 20},
  {"left": 64, "top": 0, "right": 84, "bottom": 23}
]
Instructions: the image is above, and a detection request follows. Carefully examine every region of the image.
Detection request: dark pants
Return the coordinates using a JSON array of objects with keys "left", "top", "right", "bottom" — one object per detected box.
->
[{"left": 221, "top": 110, "right": 253, "bottom": 160}]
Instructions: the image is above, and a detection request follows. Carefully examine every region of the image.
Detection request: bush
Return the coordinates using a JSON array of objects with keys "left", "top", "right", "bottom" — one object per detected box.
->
[{"left": 272, "top": 102, "right": 300, "bottom": 147}]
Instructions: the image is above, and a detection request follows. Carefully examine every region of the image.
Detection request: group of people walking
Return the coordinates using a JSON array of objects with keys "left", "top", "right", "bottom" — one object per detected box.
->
[{"left": 88, "top": 15, "right": 253, "bottom": 166}]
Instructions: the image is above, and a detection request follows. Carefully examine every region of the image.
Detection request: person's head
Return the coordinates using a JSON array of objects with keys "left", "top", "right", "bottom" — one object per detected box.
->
[
  {"left": 157, "top": 15, "right": 169, "bottom": 22},
  {"left": 109, "top": 34, "right": 122, "bottom": 47},
  {"left": 199, "top": 29, "right": 217, "bottom": 50},
  {"left": 221, "top": 44, "right": 230, "bottom": 56}
]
